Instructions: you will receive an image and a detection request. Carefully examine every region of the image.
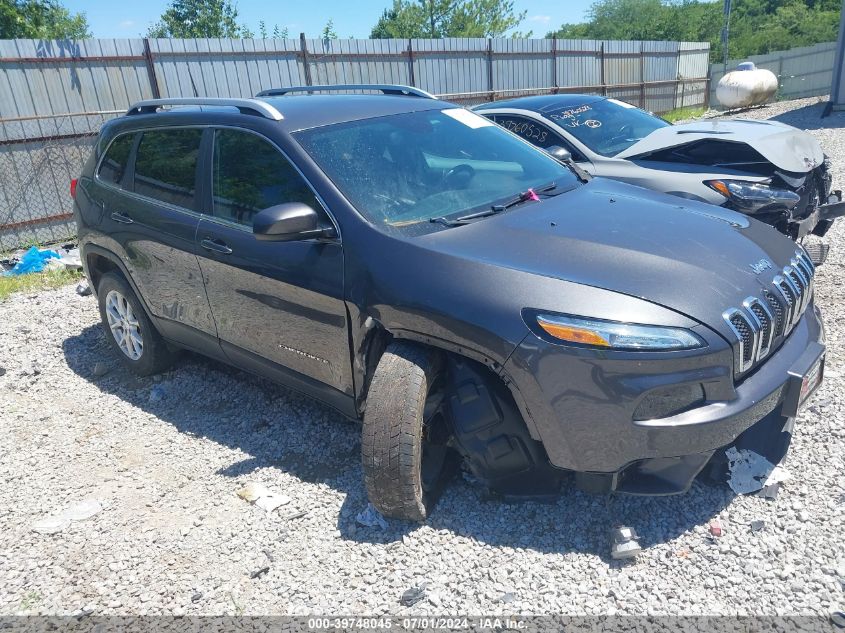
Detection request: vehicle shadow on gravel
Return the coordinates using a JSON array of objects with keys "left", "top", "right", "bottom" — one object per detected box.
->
[
  {"left": 63, "top": 324, "right": 736, "bottom": 562},
  {"left": 768, "top": 101, "right": 845, "bottom": 130}
]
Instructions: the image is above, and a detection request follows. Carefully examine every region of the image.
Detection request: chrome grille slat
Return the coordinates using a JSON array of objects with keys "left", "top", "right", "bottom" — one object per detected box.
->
[
  {"left": 763, "top": 290, "right": 785, "bottom": 337},
  {"left": 773, "top": 274, "right": 797, "bottom": 334},
  {"left": 744, "top": 297, "right": 774, "bottom": 360},
  {"left": 723, "top": 250, "right": 814, "bottom": 377}
]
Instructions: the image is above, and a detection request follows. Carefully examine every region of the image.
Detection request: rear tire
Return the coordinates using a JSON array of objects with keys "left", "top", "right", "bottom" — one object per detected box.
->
[
  {"left": 361, "top": 342, "right": 454, "bottom": 522},
  {"left": 96, "top": 272, "right": 175, "bottom": 376}
]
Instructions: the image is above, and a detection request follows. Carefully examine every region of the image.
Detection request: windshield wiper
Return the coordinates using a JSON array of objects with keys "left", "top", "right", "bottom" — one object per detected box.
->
[{"left": 429, "top": 186, "right": 555, "bottom": 228}]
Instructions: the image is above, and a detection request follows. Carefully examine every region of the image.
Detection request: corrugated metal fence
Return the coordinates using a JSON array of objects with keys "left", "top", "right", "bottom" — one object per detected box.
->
[
  {"left": 710, "top": 41, "right": 836, "bottom": 107},
  {"left": 0, "top": 36, "right": 710, "bottom": 251}
]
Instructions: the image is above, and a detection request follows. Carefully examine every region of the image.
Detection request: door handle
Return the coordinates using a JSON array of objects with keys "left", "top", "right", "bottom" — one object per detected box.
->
[
  {"left": 111, "top": 211, "right": 134, "bottom": 224},
  {"left": 200, "top": 238, "right": 233, "bottom": 255}
]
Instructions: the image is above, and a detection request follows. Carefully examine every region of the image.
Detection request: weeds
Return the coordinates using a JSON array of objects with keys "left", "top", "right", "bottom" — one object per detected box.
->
[
  {"left": 662, "top": 106, "right": 707, "bottom": 123},
  {"left": 0, "top": 268, "right": 82, "bottom": 301}
]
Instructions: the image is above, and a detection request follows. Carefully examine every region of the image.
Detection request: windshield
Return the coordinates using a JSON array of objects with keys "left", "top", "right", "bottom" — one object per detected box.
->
[
  {"left": 540, "top": 98, "right": 669, "bottom": 157},
  {"left": 294, "top": 108, "right": 578, "bottom": 234}
]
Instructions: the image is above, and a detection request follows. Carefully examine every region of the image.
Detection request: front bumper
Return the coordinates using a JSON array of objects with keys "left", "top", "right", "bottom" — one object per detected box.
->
[
  {"left": 502, "top": 304, "right": 825, "bottom": 494},
  {"left": 790, "top": 191, "right": 844, "bottom": 240}
]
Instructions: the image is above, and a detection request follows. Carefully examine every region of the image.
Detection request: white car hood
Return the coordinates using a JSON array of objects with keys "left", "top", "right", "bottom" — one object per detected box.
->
[{"left": 617, "top": 119, "right": 825, "bottom": 174}]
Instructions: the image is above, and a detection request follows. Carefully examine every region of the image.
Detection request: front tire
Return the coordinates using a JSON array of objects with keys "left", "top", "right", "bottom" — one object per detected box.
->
[
  {"left": 361, "top": 342, "right": 454, "bottom": 522},
  {"left": 96, "top": 272, "right": 174, "bottom": 376}
]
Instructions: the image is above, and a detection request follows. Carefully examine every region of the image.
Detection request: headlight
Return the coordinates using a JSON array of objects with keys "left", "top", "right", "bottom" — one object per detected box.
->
[
  {"left": 704, "top": 179, "right": 800, "bottom": 211},
  {"left": 535, "top": 314, "right": 705, "bottom": 350}
]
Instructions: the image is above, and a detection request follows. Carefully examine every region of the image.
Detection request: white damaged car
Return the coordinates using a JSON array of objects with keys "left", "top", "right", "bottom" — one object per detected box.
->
[{"left": 475, "top": 95, "right": 843, "bottom": 263}]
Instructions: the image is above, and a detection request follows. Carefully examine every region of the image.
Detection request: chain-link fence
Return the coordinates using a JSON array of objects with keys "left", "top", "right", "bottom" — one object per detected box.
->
[{"left": 0, "top": 111, "right": 122, "bottom": 253}]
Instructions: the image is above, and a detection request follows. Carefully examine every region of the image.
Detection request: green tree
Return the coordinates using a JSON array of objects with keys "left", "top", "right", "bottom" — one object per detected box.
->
[
  {"left": 258, "top": 20, "right": 289, "bottom": 39},
  {"left": 370, "top": 0, "right": 526, "bottom": 38},
  {"left": 321, "top": 18, "right": 337, "bottom": 39},
  {"left": 0, "top": 0, "right": 90, "bottom": 39},
  {"left": 546, "top": 0, "right": 839, "bottom": 63},
  {"left": 147, "top": 0, "right": 252, "bottom": 38}
]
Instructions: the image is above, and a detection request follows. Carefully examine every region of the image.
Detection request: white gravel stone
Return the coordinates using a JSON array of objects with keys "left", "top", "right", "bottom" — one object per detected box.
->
[{"left": 0, "top": 96, "right": 844, "bottom": 616}]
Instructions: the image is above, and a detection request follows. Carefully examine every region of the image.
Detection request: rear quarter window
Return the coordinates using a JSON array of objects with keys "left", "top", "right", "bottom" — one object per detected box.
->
[
  {"left": 97, "top": 133, "right": 135, "bottom": 187},
  {"left": 133, "top": 128, "right": 203, "bottom": 209}
]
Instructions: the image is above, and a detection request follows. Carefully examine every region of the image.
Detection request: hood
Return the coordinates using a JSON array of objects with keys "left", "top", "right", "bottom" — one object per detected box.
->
[
  {"left": 422, "top": 179, "right": 801, "bottom": 336},
  {"left": 617, "top": 119, "right": 824, "bottom": 173}
]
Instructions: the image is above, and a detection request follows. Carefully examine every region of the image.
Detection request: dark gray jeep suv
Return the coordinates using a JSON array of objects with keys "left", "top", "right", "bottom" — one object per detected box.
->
[{"left": 74, "top": 85, "right": 825, "bottom": 521}]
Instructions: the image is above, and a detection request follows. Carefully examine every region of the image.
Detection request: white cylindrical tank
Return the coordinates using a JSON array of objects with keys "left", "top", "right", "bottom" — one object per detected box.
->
[{"left": 716, "top": 62, "right": 779, "bottom": 109}]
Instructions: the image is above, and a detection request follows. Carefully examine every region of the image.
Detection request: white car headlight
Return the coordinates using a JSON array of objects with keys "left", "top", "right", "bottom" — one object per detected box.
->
[{"left": 705, "top": 179, "right": 800, "bottom": 211}]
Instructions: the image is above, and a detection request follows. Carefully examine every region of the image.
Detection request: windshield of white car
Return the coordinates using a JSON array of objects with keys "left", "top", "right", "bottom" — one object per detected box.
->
[
  {"left": 294, "top": 108, "right": 579, "bottom": 235},
  {"left": 539, "top": 98, "right": 670, "bottom": 157}
]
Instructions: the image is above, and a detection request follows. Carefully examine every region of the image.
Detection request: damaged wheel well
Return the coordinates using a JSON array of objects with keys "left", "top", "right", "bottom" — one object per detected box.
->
[
  {"left": 86, "top": 252, "right": 121, "bottom": 291},
  {"left": 357, "top": 328, "right": 560, "bottom": 495}
]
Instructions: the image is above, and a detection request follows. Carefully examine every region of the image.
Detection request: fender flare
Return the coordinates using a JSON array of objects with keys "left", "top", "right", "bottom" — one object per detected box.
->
[{"left": 82, "top": 244, "right": 156, "bottom": 322}]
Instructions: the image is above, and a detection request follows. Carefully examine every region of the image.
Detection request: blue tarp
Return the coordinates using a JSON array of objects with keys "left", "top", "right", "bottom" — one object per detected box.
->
[{"left": 2, "top": 247, "right": 61, "bottom": 276}]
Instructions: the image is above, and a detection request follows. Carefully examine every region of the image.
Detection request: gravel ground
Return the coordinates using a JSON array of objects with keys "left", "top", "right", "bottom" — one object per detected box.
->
[{"left": 1, "top": 96, "right": 844, "bottom": 618}]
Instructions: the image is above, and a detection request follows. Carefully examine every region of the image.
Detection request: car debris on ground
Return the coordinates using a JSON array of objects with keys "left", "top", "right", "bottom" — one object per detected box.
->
[
  {"left": 724, "top": 447, "right": 792, "bottom": 495},
  {"left": 400, "top": 583, "right": 428, "bottom": 607},
  {"left": 75, "top": 279, "right": 92, "bottom": 296},
  {"left": 610, "top": 526, "right": 642, "bottom": 560},
  {"left": 236, "top": 482, "right": 291, "bottom": 513},
  {"left": 356, "top": 503, "right": 389, "bottom": 529},
  {"left": 31, "top": 499, "right": 103, "bottom": 534}
]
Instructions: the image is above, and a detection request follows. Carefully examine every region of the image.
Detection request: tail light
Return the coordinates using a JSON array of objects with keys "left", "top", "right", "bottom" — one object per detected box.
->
[{"left": 70, "top": 178, "right": 78, "bottom": 200}]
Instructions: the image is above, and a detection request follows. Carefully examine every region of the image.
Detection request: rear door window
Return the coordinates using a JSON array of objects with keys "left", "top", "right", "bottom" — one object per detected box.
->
[
  {"left": 133, "top": 129, "right": 203, "bottom": 209},
  {"left": 212, "top": 128, "right": 320, "bottom": 227},
  {"left": 97, "top": 133, "right": 135, "bottom": 187}
]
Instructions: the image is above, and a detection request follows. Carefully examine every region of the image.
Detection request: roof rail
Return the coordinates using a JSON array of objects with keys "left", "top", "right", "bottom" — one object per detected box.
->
[
  {"left": 126, "top": 98, "right": 284, "bottom": 121},
  {"left": 255, "top": 84, "right": 436, "bottom": 99}
]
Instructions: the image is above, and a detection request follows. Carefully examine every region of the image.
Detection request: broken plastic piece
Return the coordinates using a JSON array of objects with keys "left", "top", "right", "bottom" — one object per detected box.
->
[
  {"left": 254, "top": 492, "right": 291, "bottom": 512},
  {"left": 757, "top": 482, "right": 781, "bottom": 500},
  {"left": 749, "top": 519, "right": 765, "bottom": 532},
  {"left": 62, "top": 499, "right": 102, "bottom": 521},
  {"left": 32, "top": 516, "right": 71, "bottom": 534},
  {"left": 76, "top": 280, "right": 92, "bottom": 296},
  {"left": 725, "top": 447, "right": 790, "bottom": 494},
  {"left": 400, "top": 584, "right": 427, "bottom": 607},
  {"left": 236, "top": 482, "right": 291, "bottom": 513},
  {"left": 610, "top": 526, "right": 642, "bottom": 560},
  {"left": 356, "top": 503, "right": 388, "bottom": 529},
  {"left": 31, "top": 498, "right": 102, "bottom": 534},
  {"left": 709, "top": 519, "right": 723, "bottom": 537}
]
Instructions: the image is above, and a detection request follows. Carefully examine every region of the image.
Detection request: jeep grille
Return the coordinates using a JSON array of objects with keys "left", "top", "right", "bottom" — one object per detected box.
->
[{"left": 722, "top": 249, "right": 814, "bottom": 376}]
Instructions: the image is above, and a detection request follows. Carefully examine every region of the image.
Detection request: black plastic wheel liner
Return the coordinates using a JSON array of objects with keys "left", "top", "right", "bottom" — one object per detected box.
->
[{"left": 444, "top": 357, "right": 563, "bottom": 497}]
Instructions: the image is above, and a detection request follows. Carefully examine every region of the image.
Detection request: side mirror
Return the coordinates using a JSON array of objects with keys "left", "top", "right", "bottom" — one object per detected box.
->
[
  {"left": 545, "top": 145, "right": 572, "bottom": 163},
  {"left": 253, "top": 203, "right": 336, "bottom": 242}
]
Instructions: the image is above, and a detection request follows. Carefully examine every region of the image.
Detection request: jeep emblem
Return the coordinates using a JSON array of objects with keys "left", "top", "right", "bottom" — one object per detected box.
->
[{"left": 749, "top": 258, "right": 773, "bottom": 274}]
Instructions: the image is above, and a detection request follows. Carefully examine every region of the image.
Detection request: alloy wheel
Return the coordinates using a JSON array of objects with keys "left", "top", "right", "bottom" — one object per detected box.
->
[{"left": 105, "top": 289, "right": 143, "bottom": 360}]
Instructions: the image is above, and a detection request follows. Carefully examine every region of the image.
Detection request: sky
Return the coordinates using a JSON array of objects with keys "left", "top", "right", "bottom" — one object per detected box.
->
[{"left": 60, "top": 0, "right": 595, "bottom": 39}]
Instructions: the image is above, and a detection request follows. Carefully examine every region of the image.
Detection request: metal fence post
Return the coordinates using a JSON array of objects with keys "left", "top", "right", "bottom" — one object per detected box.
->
[
  {"left": 599, "top": 42, "right": 607, "bottom": 95},
  {"left": 142, "top": 38, "right": 161, "bottom": 99},
  {"left": 673, "top": 48, "right": 681, "bottom": 108},
  {"left": 551, "top": 37, "right": 558, "bottom": 93},
  {"left": 639, "top": 43, "right": 646, "bottom": 108},
  {"left": 300, "top": 33, "right": 313, "bottom": 86},
  {"left": 487, "top": 38, "right": 495, "bottom": 101},
  {"left": 407, "top": 39, "right": 415, "bottom": 86}
]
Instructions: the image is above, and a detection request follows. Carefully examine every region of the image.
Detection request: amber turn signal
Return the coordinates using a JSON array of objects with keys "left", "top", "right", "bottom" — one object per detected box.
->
[{"left": 537, "top": 318, "right": 611, "bottom": 347}]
